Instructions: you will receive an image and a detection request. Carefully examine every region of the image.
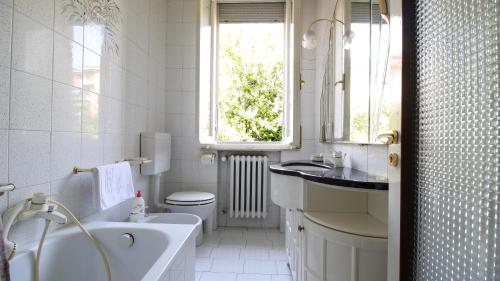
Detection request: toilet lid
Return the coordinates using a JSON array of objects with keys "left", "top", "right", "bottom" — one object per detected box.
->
[{"left": 165, "top": 191, "right": 215, "bottom": 205}]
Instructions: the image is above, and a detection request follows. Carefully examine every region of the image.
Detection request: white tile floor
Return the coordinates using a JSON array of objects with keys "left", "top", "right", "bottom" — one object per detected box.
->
[{"left": 195, "top": 227, "right": 292, "bottom": 281}]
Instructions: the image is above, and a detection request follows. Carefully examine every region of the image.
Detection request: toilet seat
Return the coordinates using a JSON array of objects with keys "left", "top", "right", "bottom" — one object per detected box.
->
[{"left": 165, "top": 191, "right": 215, "bottom": 206}]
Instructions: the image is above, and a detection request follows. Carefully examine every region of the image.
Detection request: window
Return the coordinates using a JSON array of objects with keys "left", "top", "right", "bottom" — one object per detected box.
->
[{"left": 198, "top": 0, "right": 301, "bottom": 150}]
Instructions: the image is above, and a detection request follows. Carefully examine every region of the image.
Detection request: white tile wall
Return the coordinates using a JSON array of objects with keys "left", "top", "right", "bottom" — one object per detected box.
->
[
  {"left": 50, "top": 132, "right": 81, "bottom": 181},
  {"left": 53, "top": 1, "right": 83, "bottom": 45},
  {"left": 52, "top": 82, "right": 82, "bottom": 132},
  {"left": 316, "top": 142, "right": 387, "bottom": 176},
  {"left": 0, "top": 130, "right": 9, "bottom": 183},
  {"left": 0, "top": 66, "right": 10, "bottom": 128},
  {"left": 12, "top": 11, "right": 54, "bottom": 79},
  {"left": 53, "top": 33, "right": 83, "bottom": 88},
  {"left": 9, "top": 130, "right": 51, "bottom": 187},
  {"left": 0, "top": 2, "right": 13, "bottom": 69},
  {"left": 10, "top": 70, "right": 52, "bottom": 131},
  {"left": 14, "top": 0, "right": 55, "bottom": 28},
  {"left": 0, "top": 0, "right": 168, "bottom": 246},
  {"left": 81, "top": 133, "right": 103, "bottom": 168},
  {"left": 82, "top": 90, "right": 104, "bottom": 133}
]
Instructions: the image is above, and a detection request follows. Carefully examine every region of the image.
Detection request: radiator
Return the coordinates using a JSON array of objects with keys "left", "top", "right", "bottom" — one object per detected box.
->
[{"left": 229, "top": 155, "right": 268, "bottom": 219}]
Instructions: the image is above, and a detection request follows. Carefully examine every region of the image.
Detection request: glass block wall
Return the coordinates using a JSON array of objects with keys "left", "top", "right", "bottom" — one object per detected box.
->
[{"left": 414, "top": 0, "right": 499, "bottom": 280}]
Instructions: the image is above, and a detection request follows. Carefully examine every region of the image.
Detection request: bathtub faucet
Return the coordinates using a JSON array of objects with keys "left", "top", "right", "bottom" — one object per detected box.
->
[
  {"left": 2, "top": 193, "right": 68, "bottom": 260},
  {"left": 17, "top": 193, "right": 67, "bottom": 224}
]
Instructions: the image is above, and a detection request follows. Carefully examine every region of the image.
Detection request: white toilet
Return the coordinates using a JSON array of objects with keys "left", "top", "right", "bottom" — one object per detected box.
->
[
  {"left": 140, "top": 133, "right": 216, "bottom": 245},
  {"left": 165, "top": 191, "right": 216, "bottom": 242}
]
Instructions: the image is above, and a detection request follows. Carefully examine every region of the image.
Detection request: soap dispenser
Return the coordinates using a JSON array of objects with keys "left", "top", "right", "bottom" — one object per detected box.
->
[
  {"left": 129, "top": 191, "right": 145, "bottom": 222},
  {"left": 333, "top": 151, "right": 344, "bottom": 168}
]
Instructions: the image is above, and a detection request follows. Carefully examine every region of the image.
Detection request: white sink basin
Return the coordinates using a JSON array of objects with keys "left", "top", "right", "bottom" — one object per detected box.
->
[
  {"left": 9, "top": 221, "right": 196, "bottom": 281},
  {"left": 283, "top": 165, "right": 331, "bottom": 172}
]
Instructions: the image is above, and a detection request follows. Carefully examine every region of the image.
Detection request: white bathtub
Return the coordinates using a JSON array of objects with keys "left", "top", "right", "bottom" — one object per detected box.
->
[
  {"left": 140, "top": 213, "right": 203, "bottom": 246},
  {"left": 9, "top": 221, "right": 196, "bottom": 281}
]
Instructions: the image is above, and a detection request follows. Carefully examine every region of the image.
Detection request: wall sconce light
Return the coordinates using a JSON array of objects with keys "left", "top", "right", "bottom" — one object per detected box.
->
[
  {"left": 302, "top": 18, "right": 353, "bottom": 50},
  {"left": 302, "top": 18, "right": 334, "bottom": 49},
  {"left": 342, "top": 30, "right": 354, "bottom": 49},
  {"left": 304, "top": 0, "right": 389, "bottom": 50}
]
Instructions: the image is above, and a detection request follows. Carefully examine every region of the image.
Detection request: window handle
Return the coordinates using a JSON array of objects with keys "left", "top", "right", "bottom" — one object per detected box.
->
[{"left": 334, "top": 74, "right": 345, "bottom": 91}]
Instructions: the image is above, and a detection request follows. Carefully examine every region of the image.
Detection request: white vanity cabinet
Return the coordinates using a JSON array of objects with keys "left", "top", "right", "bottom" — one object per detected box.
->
[
  {"left": 270, "top": 164, "right": 389, "bottom": 281},
  {"left": 303, "top": 213, "right": 387, "bottom": 281}
]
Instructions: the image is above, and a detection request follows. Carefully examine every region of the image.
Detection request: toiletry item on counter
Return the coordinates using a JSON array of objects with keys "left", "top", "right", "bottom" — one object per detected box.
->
[
  {"left": 333, "top": 151, "right": 344, "bottom": 168},
  {"left": 129, "top": 190, "right": 145, "bottom": 222},
  {"left": 310, "top": 154, "right": 324, "bottom": 162}
]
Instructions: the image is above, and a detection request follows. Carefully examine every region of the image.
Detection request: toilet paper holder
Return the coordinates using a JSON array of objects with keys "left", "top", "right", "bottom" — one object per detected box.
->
[{"left": 200, "top": 153, "right": 217, "bottom": 165}]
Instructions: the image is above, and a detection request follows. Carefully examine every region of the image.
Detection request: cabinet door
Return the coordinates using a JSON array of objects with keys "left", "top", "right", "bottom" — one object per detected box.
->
[
  {"left": 286, "top": 209, "right": 298, "bottom": 279},
  {"left": 295, "top": 211, "right": 304, "bottom": 281},
  {"left": 357, "top": 248, "right": 388, "bottom": 281},
  {"left": 286, "top": 209, "right": 293, "bottom": 261},
  {"left": 303, "top": 217, "right": 388, "bottom": 281},
  {"left": 304, "top": 220, "right": 353, "bottom": 281},
  {"left": 303, "top": 223, "right": 324, "bottom": 280},
  {"left": 286, "top": 209, "right": 305, "bottom": 281},
  {"left": 324, "top": 240, "right": 353, "bottom": 281}
]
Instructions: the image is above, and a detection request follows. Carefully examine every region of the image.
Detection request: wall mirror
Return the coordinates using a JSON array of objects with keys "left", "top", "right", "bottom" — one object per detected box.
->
[{"left": 318, "top": 0, "right": 391, "bottom": 143}]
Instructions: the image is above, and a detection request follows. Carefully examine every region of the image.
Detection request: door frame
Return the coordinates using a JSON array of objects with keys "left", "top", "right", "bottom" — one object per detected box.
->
[{"left": 400, "top": 0, "right": 417, "bottom": 279}]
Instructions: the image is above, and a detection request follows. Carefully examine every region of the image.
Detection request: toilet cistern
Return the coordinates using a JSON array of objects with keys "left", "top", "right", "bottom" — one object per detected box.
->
[{"left": 140, "top": 132, "right": 172, "bottom": 209}]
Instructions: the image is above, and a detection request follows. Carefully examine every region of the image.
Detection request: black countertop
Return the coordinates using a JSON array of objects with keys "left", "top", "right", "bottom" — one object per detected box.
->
[{"left": 269, "top": 161, "right": 388, "bottom": 190}]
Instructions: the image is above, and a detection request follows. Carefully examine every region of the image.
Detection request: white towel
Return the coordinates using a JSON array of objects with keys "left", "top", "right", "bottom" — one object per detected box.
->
[{"left": 92, "top": 162, "right": 135, "bottom": 211}]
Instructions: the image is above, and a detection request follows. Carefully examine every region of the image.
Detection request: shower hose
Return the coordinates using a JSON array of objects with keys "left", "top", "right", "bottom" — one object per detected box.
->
[{"left": 34, "top": 200, "right": 112, "bottom": 281}]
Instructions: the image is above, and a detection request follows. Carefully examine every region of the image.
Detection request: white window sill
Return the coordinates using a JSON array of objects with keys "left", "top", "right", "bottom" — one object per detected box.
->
[{"left": 200, "top": 142, "right": 298, "bottom": 151}]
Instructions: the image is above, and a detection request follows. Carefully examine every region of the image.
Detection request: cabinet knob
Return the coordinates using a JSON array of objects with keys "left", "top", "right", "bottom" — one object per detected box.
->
[{"left": 298, "top": 225, "right": 305, "bottom": 232}]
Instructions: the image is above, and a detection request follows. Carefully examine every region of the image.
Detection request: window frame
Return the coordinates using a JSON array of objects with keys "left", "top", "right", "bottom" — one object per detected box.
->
[{"left": 196, "top": 0, "right": 302, "bottom": 151}]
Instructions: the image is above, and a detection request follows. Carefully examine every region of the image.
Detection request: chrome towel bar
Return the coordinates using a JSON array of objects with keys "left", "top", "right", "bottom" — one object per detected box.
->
[{"left": 73, "top": 158, "right": 152, "bottom": 174}]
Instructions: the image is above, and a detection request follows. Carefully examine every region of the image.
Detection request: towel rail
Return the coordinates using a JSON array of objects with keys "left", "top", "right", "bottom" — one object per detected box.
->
[
  {"left": 73, "top": 167, "right": 96, "bottom": 174},
  {"left": 73, "top": 158, "right": 152, "bottom": 174}
]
